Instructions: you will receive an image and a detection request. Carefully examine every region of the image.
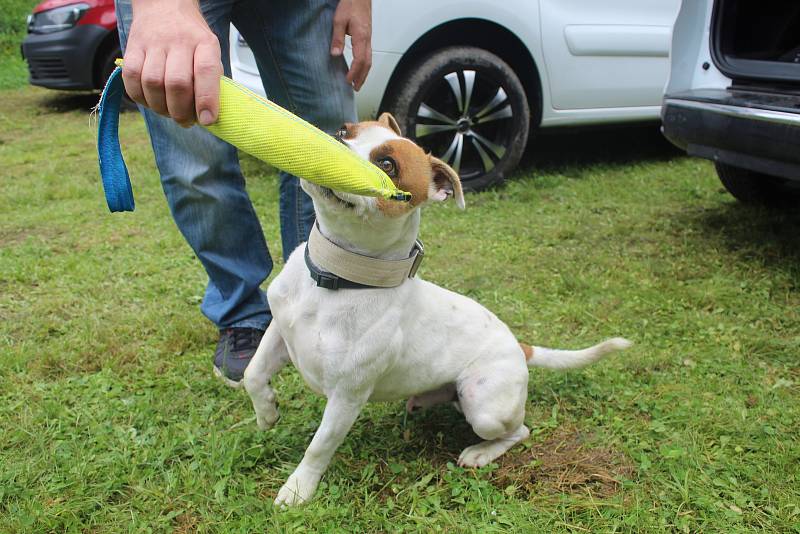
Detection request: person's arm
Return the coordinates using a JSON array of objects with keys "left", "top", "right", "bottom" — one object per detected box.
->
[
  {"left": 122, "top": 0, "right": 222, "bottom": 127},
  {"left": 330, "top": 0, "right": 372, "bottom": 91}
]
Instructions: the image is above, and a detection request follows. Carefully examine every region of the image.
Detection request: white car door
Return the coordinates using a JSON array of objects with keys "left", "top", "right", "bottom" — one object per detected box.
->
[{"left": 540, "top": 0, "right": 679, "bottom": 110}]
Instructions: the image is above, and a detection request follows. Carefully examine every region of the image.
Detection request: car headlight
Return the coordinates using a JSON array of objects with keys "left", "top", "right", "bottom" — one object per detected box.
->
[{"left": 27, "top": 3, "right": 90, "bottom": 34}]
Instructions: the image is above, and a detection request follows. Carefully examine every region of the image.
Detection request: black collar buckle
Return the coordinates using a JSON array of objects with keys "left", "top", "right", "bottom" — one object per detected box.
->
[
  {"left": 315, "top": 272, "right": 340, "bottom": 290},
  {"left": 305, "top": 244, "right": 373, "bottom": 290}
]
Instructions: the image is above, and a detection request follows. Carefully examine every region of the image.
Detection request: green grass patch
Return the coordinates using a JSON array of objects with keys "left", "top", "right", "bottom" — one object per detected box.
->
[
  {"left": 0, "top": 0, "right": 38, "bottom": 89},
  {"left": 1, "top": 87, "right": 799, "bottom": 532}
]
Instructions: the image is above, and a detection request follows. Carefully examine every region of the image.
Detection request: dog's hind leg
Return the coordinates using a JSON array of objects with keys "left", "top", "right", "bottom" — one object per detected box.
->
[
  {"left": 243, "top": 322, "right": 290, "bottom": 431},
  {"left": 455, "top": 359, "right": 530, "bottom": 467}
]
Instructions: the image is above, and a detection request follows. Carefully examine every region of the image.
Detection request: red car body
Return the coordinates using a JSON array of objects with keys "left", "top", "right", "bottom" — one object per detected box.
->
[{"left": 22, "top": 0, "right": 119, "bottom": 90}]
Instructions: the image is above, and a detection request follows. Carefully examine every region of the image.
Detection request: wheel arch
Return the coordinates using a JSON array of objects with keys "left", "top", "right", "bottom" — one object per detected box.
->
[
  {"left": 378, "top": 18, "right": 543, "bottom": 131},
  {"left": 92, "top": 30, "right": 121, "bottom": 89}
]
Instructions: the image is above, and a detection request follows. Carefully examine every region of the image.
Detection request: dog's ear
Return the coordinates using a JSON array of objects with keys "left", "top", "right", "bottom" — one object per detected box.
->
[
  {"left": 429, "top": 157, "right": 465, "bottom": 209},
  {"left": 378, "top": 112, "right": 402, "bottom": 136}
]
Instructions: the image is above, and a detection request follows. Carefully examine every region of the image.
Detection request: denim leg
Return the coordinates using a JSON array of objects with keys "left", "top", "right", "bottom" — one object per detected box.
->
[
  {"left": 231, "top": 0, "right": 357, "bottom": 261},
  {"left": 277, "top": 173, "right": 314, "bottom": 262},
  {"left": 116, "top": 0, "right": 272, "bottom": 330}
]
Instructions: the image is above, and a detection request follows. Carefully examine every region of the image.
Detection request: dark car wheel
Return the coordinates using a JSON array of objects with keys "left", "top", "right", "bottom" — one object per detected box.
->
[
  {"left": 100, "top": 46, "right": 137, "bottom": 111},
  {"left": 715, "top": 162, "right": 800, "bottom": 207},
  {"left": 386, "top": 46, "right": 530, "bottom": 191}
]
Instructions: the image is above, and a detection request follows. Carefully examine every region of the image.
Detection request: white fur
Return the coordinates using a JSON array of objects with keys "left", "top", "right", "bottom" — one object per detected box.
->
[
  {"left": 340, "top": 123, "right": 413, "bottom": 162},
  {"left": 530, "top": 338, "right": 633, "bottom": 370},
  {"left": 243, "top": 124, "right": 631, "bottom": 506}
]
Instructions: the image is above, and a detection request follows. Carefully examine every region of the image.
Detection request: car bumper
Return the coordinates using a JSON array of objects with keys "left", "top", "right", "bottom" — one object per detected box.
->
[
  {"left": 21, "top": 24, "right": 111, "bottom": 90},
  {"left": 662, "top": 89, "right": 800, "bottom": 180}
]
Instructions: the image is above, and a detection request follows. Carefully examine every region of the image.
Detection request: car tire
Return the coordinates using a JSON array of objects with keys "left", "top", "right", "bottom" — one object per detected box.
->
[
  {"left": 715, "top": 163, "right": 800, "bottom": 207},
  {"left": 100, "top": 46, "right": 137, "bottom": 111},
  {"left": 385, "top": 46, "right": 530, "bottom": 192}
]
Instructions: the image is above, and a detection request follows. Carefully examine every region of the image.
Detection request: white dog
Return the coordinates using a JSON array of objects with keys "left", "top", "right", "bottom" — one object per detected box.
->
[{"left": 243, "top": 113, "right": 631, "bottom": 506}]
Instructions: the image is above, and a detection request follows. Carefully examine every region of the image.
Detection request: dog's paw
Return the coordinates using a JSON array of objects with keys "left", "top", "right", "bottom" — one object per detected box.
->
[
  {"left": 457, "top": 443, "right": 498, "bottom": 468},
  {"left": 457, "top": 426, "right": 530, "bottom": 468},
  {"left": 250, "top": 387, "right": 279, "bottom": 430},
  {"left": 255, "top": 402, "right": 279, "bottom": 431},
  {"left": 274, "top": 470, "right": 320, "bottom": 508}
]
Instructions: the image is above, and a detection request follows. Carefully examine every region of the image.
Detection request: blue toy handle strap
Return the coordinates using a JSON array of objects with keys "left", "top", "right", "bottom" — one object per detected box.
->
[{"left": 97, "top": 66, "right": 135, "bottom": 212}]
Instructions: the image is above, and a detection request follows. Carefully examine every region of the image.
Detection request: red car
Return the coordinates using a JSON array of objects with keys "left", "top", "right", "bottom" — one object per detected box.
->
[{"left": 21, "top": 0, "right": 119, "bottom": 92}]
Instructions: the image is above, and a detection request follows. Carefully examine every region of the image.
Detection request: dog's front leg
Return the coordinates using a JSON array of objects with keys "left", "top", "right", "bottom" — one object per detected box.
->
[
  {"left": 275, "top": 392, "right": 367, "bottom": 507},
  {"left": 243, "top": 323, "right": 289, "bottom": 430}
]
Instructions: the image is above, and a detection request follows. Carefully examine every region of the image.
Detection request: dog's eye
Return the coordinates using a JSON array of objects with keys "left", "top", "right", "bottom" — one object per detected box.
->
[
  {"left": 378, "top": 157, "right": 397, "bottom": 177},
  {"left": 336, "top": 126, "right": 348, "bottom": 139}
]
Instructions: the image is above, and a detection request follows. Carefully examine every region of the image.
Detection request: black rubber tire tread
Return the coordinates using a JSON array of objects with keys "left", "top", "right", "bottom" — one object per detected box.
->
[
  {"left": 715, "top": 162, "right": 800, "bottom": 207},
  {"left": 100, "top": 46, "right": 137, "bottom": 111},
  {"left": 385, "top": 46, "right": 531, "bottom": 192}
]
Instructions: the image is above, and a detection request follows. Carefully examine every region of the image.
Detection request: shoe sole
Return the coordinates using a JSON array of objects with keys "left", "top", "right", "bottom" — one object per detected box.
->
[{"left": 213, "top": 366, "right": 244, "bottom": 389}]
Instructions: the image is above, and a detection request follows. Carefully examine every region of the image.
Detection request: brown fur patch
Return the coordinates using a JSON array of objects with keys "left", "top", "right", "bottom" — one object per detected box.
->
[
  {"left": 372, "top": 140, "right": 432, "bottom": 217},
  {"left": 339, "top": 121, "right": 392, "bottom": 140},
  {"left": 378, "top": 112, "right": 402, "bottom": 135},
  {"left": 344, "top": 120, "right": 385, "bottom": 139},
  {"left": 520, "top": 343, "right": 533, "bottom": 362},
  {"left": 430, "top": 157, "right": 465, "bottom": 208},
  {"left": 348, "top": 120, "right": 462, "bottom": 214},
  {"left": 338, "top": 122, "right": 356, "bottom": 139}
]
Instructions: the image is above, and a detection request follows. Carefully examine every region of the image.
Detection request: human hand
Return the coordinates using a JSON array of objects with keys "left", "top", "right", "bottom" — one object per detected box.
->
[
  {"left": 330, "top": 0, "right": 372, "bottom": 91},
  {"left": 122, "top": 0, "right": 222, "bottom": 127}
]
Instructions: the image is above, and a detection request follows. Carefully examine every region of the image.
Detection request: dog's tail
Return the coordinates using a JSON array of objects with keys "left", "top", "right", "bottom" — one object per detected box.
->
[{"left": 520, "top": 338, "right": 632, "bottom": 370}]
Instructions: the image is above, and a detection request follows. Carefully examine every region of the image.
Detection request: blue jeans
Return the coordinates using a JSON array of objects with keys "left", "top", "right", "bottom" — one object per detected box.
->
[{"left": 115, "top": 0, "right": 356, "bottom": 330}]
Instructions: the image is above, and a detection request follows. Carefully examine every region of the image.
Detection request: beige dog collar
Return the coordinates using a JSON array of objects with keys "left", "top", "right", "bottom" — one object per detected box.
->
[{"left": 305, "top": 223, "right": 424, "bottom": 289}]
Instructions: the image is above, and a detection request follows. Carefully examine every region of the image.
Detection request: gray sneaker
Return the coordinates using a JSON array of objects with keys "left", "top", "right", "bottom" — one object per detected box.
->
[{"left": 213, "top": 327, "right": 264, "bottom": 388}]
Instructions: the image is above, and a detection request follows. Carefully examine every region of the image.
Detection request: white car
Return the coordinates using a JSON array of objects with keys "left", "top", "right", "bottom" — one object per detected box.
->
[
  {"left": 231, "top": 1, "right": 679, "bottom": 191},
  {"left": 662, "top": 0, "right": 800, "bottom": 207}
]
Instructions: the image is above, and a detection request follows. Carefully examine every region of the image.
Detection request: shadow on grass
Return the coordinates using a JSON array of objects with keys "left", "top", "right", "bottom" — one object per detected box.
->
[
  {"left": 406, "top": 404, "right": 477, "bottom": 461},
  {"left": 518, "top": 122, "right": 683, "bottom": 175},
  {"left": 35, "top": 90, "right": 133, "bottom": 114},
  {"left": 362, "top": 403, "right": 634, "bottom": 501},
  {"left": 684, "top": 201, "right": 800, "bottom": 281}
]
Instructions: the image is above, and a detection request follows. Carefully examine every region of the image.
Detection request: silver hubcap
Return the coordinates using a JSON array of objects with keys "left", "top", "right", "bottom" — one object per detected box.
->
[{"left": 414, "top": 69, "right": 513, "bottom": 175}]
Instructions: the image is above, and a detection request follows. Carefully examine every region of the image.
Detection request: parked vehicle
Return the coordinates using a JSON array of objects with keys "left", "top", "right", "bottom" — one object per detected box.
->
[
  {"left": 22, "top": 0, "right": 680, "bottom": 192},
  {"left": 232, "top": 0, "right": 679, "bottom": 190},
  {"left": 21, "top": 0, "right": 119, "bottom": 94},
  {"left": 662, "top": 0, "right": 800, "bottom": 206}
]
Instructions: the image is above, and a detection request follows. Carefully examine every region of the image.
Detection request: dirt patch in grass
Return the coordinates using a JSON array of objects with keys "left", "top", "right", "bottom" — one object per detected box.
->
[
  {"left": 173, "top": 511, "right": 201, "bottom": 534},
  {"left": 493, "top": 426, "right": 634, "bottom": 499},
  {"left": 0, "top": 225, "right": 67, "bottom": 248}
]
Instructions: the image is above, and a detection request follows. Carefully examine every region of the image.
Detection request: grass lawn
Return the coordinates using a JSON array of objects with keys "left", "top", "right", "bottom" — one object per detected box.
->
[
  {"left": 1, "top": 81, "right": 799, "bottom": 532},
  {"left": 0, "top": 0, "right": 38, "bottom": 90}
]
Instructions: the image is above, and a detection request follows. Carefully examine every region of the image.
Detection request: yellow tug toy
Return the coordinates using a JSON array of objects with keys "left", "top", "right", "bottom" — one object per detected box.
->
[{"left": 97, "top": 60, "right": 409, "bottom": 213}]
